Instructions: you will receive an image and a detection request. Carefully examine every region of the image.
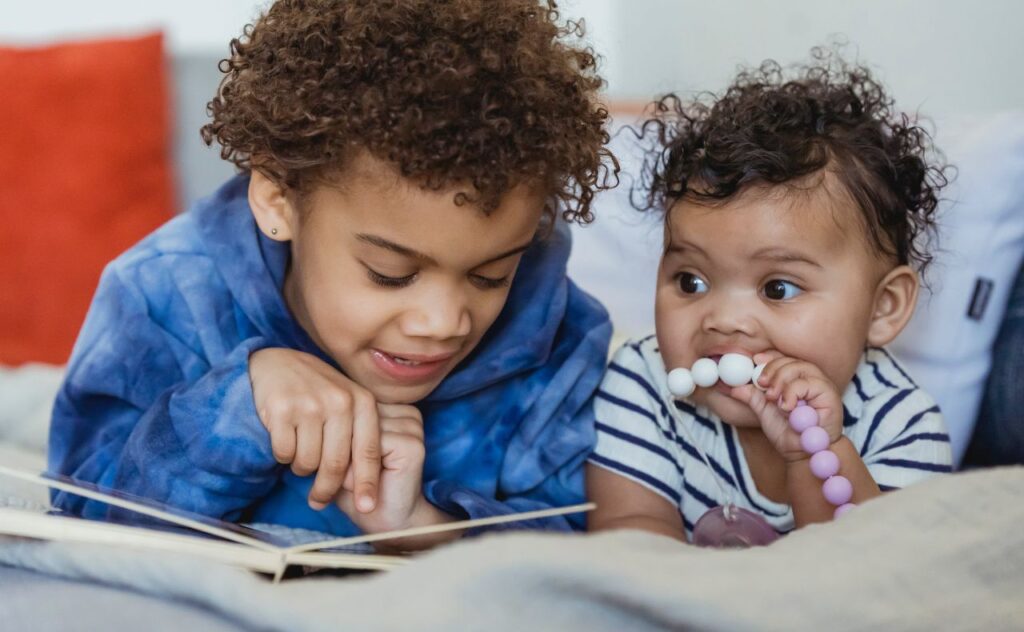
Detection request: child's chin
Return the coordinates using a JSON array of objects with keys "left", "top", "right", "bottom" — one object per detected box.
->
[{"left": 701, "top": 391, "right": 761, "bottom": 428}]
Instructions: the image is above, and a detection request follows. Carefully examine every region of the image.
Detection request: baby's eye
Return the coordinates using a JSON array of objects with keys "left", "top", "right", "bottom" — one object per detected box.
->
[
  {"left": 763, "top": 279, "right": 802, "bottom": 300},
  {"left": 676, "top": 272, "right": 709, "bottom": 295}
]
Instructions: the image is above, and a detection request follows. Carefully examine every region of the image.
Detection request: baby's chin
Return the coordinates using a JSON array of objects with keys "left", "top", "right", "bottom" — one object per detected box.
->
[{"left": 693, "top": 389, "right": 761, "bottom": 428}]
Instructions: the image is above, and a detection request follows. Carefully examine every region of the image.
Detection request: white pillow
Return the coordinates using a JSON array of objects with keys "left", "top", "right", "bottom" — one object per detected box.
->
[
  {"left": 890, "top": 112, "right": 1024, "bottom": 466},
  {"left": 569, "top": 126, "right": 662, "bottom": 341}
]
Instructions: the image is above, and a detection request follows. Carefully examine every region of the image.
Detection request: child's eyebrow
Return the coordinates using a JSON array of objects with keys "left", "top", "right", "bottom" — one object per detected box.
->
[
  {"left": 356, "top": 233, "right": 431, "bottom": 262},
  {"left": 665, "top": 240, "right": 708, "bottom": 257},
  {"left": 356, "top": 233, "right": 532, "bottom": 267},
  {"left": 750, "top": 247, "right": 823, "bottom": 268}
]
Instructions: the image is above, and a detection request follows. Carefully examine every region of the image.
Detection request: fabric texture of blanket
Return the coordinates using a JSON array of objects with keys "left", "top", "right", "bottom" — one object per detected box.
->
[{"left": 1, "top": 466, "right": 1021, "bottom": 631}]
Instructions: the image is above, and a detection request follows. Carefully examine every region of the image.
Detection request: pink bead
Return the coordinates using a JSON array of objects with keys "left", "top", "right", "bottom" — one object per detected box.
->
[
  {"left": 800, "top": 426, "right": 830, "bottom": 454},
  {"left": 834, "top": 503, "right": 856, "bottom": 519},
  {"left": 788, "top": 405, "right": 819, "bottom": 433},
  {"left": 822, "top": 476, "right": 854, "bottom": 506},
  {"left": 809, "top": 450, "right": 840, "bottom": 479}
]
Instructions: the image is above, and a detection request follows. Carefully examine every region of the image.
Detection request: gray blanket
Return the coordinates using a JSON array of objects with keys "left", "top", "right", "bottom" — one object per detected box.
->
[{"left": 2, "top": 466, "right": 1022, "bottom": 631}]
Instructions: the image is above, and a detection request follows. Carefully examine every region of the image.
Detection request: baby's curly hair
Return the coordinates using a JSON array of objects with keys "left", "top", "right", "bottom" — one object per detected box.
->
[
  {"left": 636, "top": 47, "right": 949, "bottom": 274},
  {"left": 201, "top": 0, "right": 616, "bottom": 223}
]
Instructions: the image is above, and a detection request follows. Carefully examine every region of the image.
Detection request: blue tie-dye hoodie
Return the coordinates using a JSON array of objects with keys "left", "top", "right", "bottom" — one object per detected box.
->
[{"left": 48, "top": 176, "right": 611, "bottom": 534}]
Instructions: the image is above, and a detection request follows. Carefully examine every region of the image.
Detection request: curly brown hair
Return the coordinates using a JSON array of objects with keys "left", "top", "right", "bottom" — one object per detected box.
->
[
  {"left": 636, "top": 47, "right": 949, "bottom": 274},
  {"left": 201, "top": 0, "right": 617, "bottom": 223}
]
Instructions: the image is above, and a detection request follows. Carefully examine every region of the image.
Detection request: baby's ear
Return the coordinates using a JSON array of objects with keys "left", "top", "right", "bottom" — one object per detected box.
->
[
  {"left": 867, "top": 265, "right": 920, "bottom": 347},
  {"left": 248, "top": 170, "right": 298, "bottom": 241}
]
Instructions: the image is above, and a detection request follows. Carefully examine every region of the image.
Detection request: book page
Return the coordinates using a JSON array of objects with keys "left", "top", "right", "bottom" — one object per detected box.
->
[{"left": 0, "top": 464, "right": 595, "bottom": 565}]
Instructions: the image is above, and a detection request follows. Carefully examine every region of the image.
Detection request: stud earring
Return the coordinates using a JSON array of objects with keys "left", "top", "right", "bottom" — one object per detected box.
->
[{"left": 271, "top": 228, "right": 278, "bottom": 236}]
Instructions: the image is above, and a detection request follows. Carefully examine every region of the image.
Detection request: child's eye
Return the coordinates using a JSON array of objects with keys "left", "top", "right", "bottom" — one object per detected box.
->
[
  {"left": 676, "top": 272, "right": 709, "bottom": 295},
  {"left": 763, "top": 279, "right": 802, "bottom": 300},
  {"left": 470, "top": 274, "right": 510, "bottom": 290},
  {"left": 367, "top": 268, "right": 416, "bottom": 288}
]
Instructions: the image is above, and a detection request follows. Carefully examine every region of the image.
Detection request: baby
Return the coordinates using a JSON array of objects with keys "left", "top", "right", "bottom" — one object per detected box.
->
[{"left": 587, "top": 51, "right": 953, "bottom": 541}]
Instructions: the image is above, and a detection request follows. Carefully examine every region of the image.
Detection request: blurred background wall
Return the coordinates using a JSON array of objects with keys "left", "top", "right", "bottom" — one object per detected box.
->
[
  {"left": 4, "top": 0, "right": 1022, "bottom": 209},
  {"left": 5, "top": 0, "right": 1022, "bottom": 120}
]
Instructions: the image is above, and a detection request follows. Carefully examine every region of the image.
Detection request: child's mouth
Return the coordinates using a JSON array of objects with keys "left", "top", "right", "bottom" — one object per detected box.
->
[{"left": 370, "top": 349, "right": 455, "bottom": 383}]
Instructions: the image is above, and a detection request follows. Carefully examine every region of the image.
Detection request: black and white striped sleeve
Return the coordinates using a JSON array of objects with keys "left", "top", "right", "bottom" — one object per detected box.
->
[
  {"left": 858, "top": 387, "right": 953, "bottom": 490},
  {"left": 588, "top": 341, "right": 684, "bottom": 506}
]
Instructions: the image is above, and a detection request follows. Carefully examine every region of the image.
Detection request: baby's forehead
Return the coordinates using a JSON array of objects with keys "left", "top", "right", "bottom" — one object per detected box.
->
[{"left": 667, "top": 175, "right": 875, "bottom": 257}]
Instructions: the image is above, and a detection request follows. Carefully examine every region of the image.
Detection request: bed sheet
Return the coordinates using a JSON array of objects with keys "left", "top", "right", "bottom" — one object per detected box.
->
[{"left": 2, "top": 466, "right": 1021, "bottom": 631}]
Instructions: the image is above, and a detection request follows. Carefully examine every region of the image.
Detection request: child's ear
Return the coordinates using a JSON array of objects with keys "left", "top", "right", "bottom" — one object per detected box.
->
[
  {"left": 248, "top": 170, "right": 298, "bottom": 241},
  {"left": 867, "top": 265, "right": 920, "bottom": 347}
]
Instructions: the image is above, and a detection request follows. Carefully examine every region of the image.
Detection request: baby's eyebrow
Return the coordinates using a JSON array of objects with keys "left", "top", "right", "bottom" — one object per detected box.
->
[
  {"left": 751, "top": 247, "right": 823, "bottom": 268},
  {"left": 664, "top": 239, "right": 708, "bottom": 257}
]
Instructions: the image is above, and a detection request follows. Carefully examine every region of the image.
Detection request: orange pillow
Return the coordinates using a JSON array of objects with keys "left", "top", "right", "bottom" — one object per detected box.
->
[{"left": 0, "top": 32, "right": 176, "bottom": 365}]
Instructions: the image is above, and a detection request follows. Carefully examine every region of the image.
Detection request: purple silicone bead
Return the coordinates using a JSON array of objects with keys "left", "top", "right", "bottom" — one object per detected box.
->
[
  {"left": 834, "top": 503, "right": 856, "bottom": 519},
  {"left": 800, "top": 426, "right": 830, "bottom": 454},
  {"left": 789, "top": 405, "right": 819, "bottom": 433},
  {"left": 822, "top": 476, "right": 854, "bottom": 506},
  {"left": 809, "top": 450, "right": 841, "bottom": 480}
]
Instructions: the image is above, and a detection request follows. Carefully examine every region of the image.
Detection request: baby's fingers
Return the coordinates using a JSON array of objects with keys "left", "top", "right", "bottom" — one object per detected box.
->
[
  {"left": 780, "top": 377, "right": 841, "bottom": 430},
  {"left": 730, "top": 385, "right": 784, "bottom": 430},
  {"left": 763, "top": 361, "right": 814, "bottom": 403}
]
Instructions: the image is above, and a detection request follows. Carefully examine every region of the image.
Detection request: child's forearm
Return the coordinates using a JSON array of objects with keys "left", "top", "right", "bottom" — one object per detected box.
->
[{"left": 786, "top": 436, "right": 881, "bottom": 528}]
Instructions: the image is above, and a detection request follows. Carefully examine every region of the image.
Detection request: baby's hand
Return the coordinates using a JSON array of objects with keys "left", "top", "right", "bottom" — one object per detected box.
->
[
  {"left": 730, "top": 352, "right": 844, "bottom": 463},
  {"left": 249, "top": 348, "right": 380, "bottom": 512},
  {"left": 335, "top": 403, "right": 438, "bottom": 537}
]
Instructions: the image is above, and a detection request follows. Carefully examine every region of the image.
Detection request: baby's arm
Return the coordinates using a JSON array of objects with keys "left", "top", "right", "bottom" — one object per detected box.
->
[
  {"left": 585, "top": 339, "right": 690, "bottom": 539},
  {"left": 784, "top": 436, "right": 881, "bottom": 527},
  {"left": 587, "top": 464, "right": 684, "bottom": 540}
]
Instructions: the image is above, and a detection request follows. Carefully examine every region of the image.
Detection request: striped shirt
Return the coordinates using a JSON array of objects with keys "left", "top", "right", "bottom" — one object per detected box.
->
[{"left": 589, "top": 336, "right": 953, "bottom": 538}]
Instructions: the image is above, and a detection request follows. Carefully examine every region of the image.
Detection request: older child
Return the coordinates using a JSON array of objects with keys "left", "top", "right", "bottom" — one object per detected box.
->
[
  {"left": 587, "top": 51, "right": 952, "bottom": 541},
  {"left": 49, "top": 0, "right": 616, "bottom": 550}
]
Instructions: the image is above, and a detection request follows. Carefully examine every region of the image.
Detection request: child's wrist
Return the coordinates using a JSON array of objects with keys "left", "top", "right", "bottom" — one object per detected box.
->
[
  {"left": 408, "top": 494, "right": 453, "bottom": 529},
  {"left": 373, "top": 496, "right": 457, "bottom": 552}
]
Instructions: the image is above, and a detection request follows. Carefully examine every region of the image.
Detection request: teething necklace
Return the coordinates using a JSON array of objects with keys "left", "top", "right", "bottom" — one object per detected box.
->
[{"left": 666, "top": 353, "right": 856, "bottom": 548}]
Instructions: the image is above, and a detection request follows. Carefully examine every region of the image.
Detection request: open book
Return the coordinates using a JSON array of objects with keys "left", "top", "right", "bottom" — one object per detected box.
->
[{"left": 0, "top": 464, "right": 593, "bottom": 582}]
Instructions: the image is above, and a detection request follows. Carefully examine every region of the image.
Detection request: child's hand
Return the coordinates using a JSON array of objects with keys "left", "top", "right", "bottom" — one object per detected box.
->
[
  {"left": 729, "top": 352, "right": 844, "bottom": 463},
  {"left": 249, "top": 347, "right": 381, "bottom": 512},
  {"left": 335, "top": 403, "right": 449, "bottom": 541}
]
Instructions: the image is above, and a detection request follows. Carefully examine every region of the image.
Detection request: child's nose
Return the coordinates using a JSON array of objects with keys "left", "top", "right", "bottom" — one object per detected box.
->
[
  {"left": 401, "top": 286, "right": 472, "bottom": 340},
  {"left": 700, "top": 292, "right": 758, "bottom": 337}
]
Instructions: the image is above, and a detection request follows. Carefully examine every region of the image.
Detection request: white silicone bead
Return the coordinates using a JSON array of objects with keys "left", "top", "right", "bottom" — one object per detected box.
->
[
  {"left": 667, "top": 368, "right": 696, "bottom": 398},
  {"left": 691, "top": 358, "right": 719, "bottom": 388},
  {"left": 751, "top": 363, "right": 767, "bottom": 390},
  {"left": 718, "top": 353, "right": 755, "bottom": 387}
]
